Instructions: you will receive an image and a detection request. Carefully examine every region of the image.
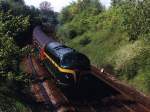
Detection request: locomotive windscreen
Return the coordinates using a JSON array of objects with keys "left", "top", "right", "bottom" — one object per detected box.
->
[{"left": 61, "top": 52, "right": 90, "bottom": 70}]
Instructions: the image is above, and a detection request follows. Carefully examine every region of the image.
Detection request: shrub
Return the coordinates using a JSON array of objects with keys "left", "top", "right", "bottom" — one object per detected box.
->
[{"left": 79, "top": 36, "right": 91, "bottom": 46}]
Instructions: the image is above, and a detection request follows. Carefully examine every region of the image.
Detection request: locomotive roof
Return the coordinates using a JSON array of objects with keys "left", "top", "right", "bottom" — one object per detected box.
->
[
  {"left": 47, "top": 42, "right": 63, "bottom": 49},
  {"left": 33, "top": 26, "right": 55, "bottom": 48},
  {"left": 46, "top": 42, "right": 75, "bottom": 59}
]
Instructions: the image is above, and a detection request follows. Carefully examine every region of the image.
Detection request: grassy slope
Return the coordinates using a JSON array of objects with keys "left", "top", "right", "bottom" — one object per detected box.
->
[
  {"left": 67, "top": 32, "right": 150, "bottom": 94},
  {"left": 58, "top": 8, "right": 150, "bottom": 94}
]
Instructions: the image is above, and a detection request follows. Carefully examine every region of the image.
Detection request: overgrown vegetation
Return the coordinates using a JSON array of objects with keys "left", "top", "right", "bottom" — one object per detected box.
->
[
  {"left": 57, "top": 0, "right": 150, "bottom": 94},
  {"left": 0, "top": 0, "right": 150, "bottom": 111},
  {"left": 0, "top": 0, "right": 57, "bottom": 111}
]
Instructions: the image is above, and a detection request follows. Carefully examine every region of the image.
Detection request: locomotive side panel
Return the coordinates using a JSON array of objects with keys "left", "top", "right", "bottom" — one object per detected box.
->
[
  {"left": 33, "top": 26, "right": 55, "bottom": 48},
  {"left": 33, "top": 26, "right": 56, "bottom": 60}
]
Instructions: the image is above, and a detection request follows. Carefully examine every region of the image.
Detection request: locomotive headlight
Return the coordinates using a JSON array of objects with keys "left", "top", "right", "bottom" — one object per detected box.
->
[
  {"left": 65, "top": 74, "right": 73, "bottom": 79},
  {"left": 65, "top": 74, "right": 70, "bottom": 79}
]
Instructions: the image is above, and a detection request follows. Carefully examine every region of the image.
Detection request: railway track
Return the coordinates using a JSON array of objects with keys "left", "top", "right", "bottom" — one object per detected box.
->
[
  {"left": 28, "top": 54, "right": 56, "bottom": 110},
  {"left": 92, "top": 66, "right": 150, "bottom": 112},
  {"left": 24, "top": 55, "right": 150, "bottom": 112},
  {"left": 27, "top": 54, "right": 76, "bottom": 112}
]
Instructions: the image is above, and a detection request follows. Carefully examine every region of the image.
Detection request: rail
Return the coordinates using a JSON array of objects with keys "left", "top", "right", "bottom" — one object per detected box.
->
[{"left": 27, "top": 54, "right": 76, "bottom": 112}]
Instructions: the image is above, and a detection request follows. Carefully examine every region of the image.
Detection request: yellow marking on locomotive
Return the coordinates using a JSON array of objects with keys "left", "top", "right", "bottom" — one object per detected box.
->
[{"left": 44, "top": 52, "right": 76, "bottom": 75}]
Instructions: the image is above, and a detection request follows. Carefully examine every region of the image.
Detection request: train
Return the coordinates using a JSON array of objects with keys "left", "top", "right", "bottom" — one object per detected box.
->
[{"left": 33, "top": 26, "right": 91, "bottom": 86}]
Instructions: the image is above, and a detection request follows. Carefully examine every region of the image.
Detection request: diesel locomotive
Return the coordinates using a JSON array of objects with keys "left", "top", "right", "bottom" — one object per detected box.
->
[{"left": 33, "top": 26, "right": 91, "bottom": 86}]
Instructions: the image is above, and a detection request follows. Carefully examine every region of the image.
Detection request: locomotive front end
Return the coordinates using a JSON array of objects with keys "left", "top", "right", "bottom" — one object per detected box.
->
[{"left": 60, "top": 52, "right": 91, "bottom": 86}]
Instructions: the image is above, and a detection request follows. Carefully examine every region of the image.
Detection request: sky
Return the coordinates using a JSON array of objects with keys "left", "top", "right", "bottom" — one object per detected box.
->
[{"left": 24, "top": 0, "right": 111, "bottom": 12}]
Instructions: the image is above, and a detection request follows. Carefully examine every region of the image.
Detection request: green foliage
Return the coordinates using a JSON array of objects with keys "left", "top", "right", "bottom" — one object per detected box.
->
[
  {"left": 6, "top": 0, "right": 25, "bottom": 5},
  {"left": 0, "top": 0, "right": 58, "bottom": 111},
  {"left": 0, "top": 94, "right": 28, "bottom": 112},
  {"left": 57, "top": 0, "right": 150, "bottom": 94},
  {"left": 79, "top": 35, "right": 91, "bottom": 46},
  {"left": 0, "top": 0, "right": 58, "bottom": 46},
  {"left": 0, "top": 0, "right": 58, "bottom": 78},
  {"left": 77, "top": 0, "right": 104, "bottom": 13},
  {"left": 0, "top": 11, "right": 30, "bottom": 45},
  {"left": 58, "top": 0, "right": 104, "bottom": 25},
  {"left": 0, "top": 35, "right": 20, "bottom": 73},
  {"left": 15, "top": 101, "right": 29, "bottom": 112},
  {"left": 0, "top": 80, "right": 29, "bottom": 112},
  {"left": 121, "top": 0, "right": 150, "bottom": 41},
  {"left": 111, "top": 0, "right": 123, "bottom": 7}
]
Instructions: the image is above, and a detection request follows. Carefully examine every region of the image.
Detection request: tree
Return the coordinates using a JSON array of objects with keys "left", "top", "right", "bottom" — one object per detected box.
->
[
  {"left": 0, "top": 34, "right": 20, "bottom": 73},
  {"left": 121, "top": 0, "right": 150, "bottom": 41},
  {"left": 77, "top": 0, "right": 104, "bottom": 13},
  {"left": 0, "top": 1, "right": 10, "bottom": 12},
  {"left": 0, "top": 11, "right": 30, "bottom": 46},
  {"left": 58, "top": 6, "right": 74, "bottom": 24},
  {"left": 39, "top": 1, "right": 52, "bottom": 11},
  {"left": 7, "top": 0, "right": 25, "bottom": 5},
  {"left": 111, "top": 0, "right": 123, "bottom": 7},
  {"left": 0, "top": 0, "right": 58, "bottom": 47},
  {"left": 39, "top": 1, "right": 58, "bottom": 32}
]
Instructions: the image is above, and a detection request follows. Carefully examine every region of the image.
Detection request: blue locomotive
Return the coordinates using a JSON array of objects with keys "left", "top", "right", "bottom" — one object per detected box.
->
[{"left": 33, "top": 26, "right": 91, "bottom": 86}]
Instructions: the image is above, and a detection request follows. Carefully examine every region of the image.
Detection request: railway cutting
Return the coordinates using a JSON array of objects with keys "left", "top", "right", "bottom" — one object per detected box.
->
[{"left": 20, "top": 26, "right": 150, "bottom": 112}]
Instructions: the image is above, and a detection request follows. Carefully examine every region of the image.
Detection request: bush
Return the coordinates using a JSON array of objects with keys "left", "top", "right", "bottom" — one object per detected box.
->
[
  {"left": 67, "top": 26, "right": 77, "bottom": 39},
  {"left": 121, "top": 0, "right": 150, "bottom": 41},
  {"left": 79, "top": 36, "right": 91, "bottom": 46}
]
